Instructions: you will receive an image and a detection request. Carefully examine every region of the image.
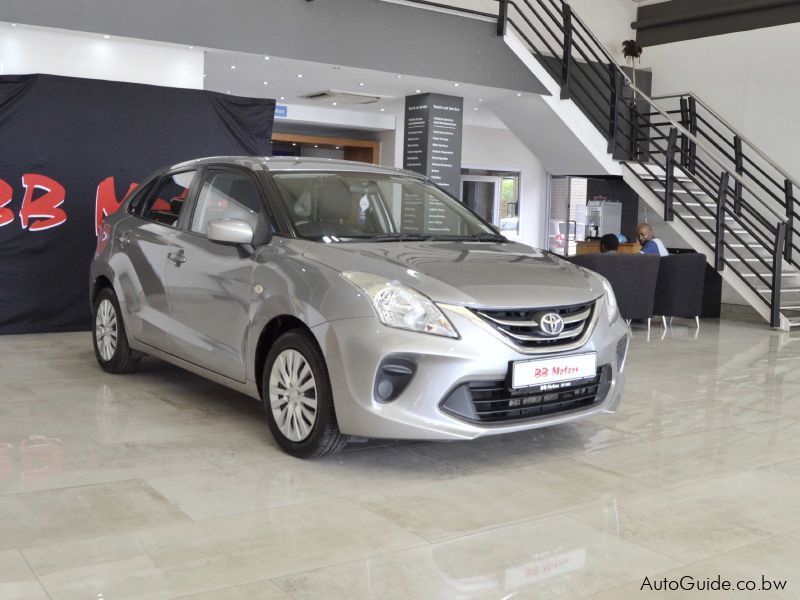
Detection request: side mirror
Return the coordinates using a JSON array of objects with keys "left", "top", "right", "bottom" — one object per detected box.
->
[{"left": 207, "top": 219, "right": 254, "bottom": 245}]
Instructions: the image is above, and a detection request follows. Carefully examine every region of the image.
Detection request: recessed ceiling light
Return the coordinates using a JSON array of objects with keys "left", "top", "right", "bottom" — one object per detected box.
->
[
  {"left": 11, "top": 23, "right": 17, "bottom": 27},
  {"left": 263, "top": 81, "right": 269, "bottom": 85},
  {"left": 103, "top": 35, "right": 111, "bottom": 39},
  {"left": 479, "top": 98, "right": 484, "bottom": 102},
  {"left": 331, "top": 102, "right": 337, "bottom": 106},
  {"left": 333, "top": 66, "right": 341, "bottom": 70},
  {"left": 314, "top": 145, "right": 319, "bottom": 148},
  {"left": 292, "top": 143, "right": 297, "bottom": 146},
  {"left": 264, "top": 56, "right": 270, "bottom": 61},
  {"left": 336, "top": 146, "right": 341, "bottom": 149},
  {"left": 280, "top": 96, "right": 285, "bottom": 100},
  {"left": 379, "top": 108, "right": 385, "bottom": 112},
  {"left": 203, "top": 74, "right": 207, "bottom": 78},
  {"left": 396, "top": 75, "right": 403, "bottom": 79},
  {"left": 226, "top": 90, "right": 231, "bottom": 94},
  {"left": 516, "top": 92, "right": 522, "bottom": 96},
  {"left": 189, "top": 46, "right": 195, "bottom": 50},
  {"left": 230, "top": 65, "right": 236, "bottom": 70},
  {"left": 359, "top": 82, "right": 365, "bottom": 87},
  {"left": 473, "top": 107, "right": 478, "bottom": 111},
  {"left": 453, "top": 83, "right": 460, "bottom": 87},
  {"left": 415, "top": 89, "right": 421, "bottom": 93},
  {"left": 297, "top": 74, "right": 303, "bottom": 78}
]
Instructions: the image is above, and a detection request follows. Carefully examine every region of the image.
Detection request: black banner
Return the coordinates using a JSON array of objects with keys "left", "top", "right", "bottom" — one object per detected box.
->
[{"left": 0, "top": 74, "right": 274, "bottom": 334}]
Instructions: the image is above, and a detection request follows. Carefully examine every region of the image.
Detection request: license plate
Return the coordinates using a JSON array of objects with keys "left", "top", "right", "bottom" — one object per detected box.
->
[{"left": 511, "top": 353, "right": 596, "bottom": 389}]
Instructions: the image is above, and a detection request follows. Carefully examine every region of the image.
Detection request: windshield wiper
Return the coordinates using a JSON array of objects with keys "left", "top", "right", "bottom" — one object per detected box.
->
[
  {"left": 470, "top": 232, "right": 508, "bottom": 243},
  {"left": 368, "top": 233, "right": 431, "bottom": 242}
]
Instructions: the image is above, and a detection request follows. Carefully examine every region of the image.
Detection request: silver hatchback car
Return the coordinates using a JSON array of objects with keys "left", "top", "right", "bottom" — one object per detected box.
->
[{"left": 90, "top": 157, "right": 629, "bottom": 457}]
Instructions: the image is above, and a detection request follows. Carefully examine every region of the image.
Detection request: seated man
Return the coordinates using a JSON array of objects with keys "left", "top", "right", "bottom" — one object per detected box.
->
[
  {"left": 599, "top": 233, "right": 619, "bottom": 253},
  {"left": 637, "top": 223, "right": 668, "bottom": 256}
]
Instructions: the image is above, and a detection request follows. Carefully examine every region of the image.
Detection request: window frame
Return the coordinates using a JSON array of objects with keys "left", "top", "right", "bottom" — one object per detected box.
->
[
  {"left": 183, "top": 165, "right": 276, "bottom": 241},
  {"left": 130, "top": 168, "right": 201, "bottom": 229}
]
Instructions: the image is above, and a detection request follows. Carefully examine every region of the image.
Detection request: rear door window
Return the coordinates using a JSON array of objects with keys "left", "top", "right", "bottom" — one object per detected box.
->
[{"left": 137, "top": 171, "right": 197, "bottom": 227}]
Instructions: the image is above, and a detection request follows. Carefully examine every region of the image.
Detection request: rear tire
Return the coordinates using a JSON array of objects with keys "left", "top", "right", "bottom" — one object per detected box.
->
[
  {"left": 262, "top": 330, "right": 347, "bottom": 458},
  {"left": 92, "top": 287, "right": 140, "bottom": 374}
]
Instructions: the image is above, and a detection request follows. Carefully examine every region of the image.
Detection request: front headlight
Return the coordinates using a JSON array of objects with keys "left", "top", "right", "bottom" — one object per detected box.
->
[
  {"left": 599, "top": 276, "right": 619, "bottom": 323},
  {"left": 342, "top": 272, "right": 458, "bottom": 338}
]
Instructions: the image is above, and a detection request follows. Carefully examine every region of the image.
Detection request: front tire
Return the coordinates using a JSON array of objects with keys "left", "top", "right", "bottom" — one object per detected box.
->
[
  {"left": 262, "top": 330, "right": 347, "bottom": 458},
  {"left": 92, "top": 287, "right": 140, "bottom": 374}
]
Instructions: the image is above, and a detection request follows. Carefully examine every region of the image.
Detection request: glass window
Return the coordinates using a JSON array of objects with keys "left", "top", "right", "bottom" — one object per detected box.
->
[
  {"left": 191, "top": 171, "right": 264, "bottom": 235},
  {"left": 272, "top": 172, "right": 496, "bottom": 241},
  {"left": 138, "top": 171, "right": 196, "bottom": 227}
]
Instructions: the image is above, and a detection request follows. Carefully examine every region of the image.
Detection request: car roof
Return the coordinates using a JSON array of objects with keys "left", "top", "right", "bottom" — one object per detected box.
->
[{"left": 169, "top": 156, "right": 424, "bottom": 178}]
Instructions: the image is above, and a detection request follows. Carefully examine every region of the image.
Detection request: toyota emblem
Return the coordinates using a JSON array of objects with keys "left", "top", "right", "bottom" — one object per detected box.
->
[{"left": 539, "top": 312, "right": 565, "bottom": 336}]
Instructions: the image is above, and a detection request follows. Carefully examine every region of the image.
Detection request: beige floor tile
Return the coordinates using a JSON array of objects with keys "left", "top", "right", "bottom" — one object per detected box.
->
[
  {"left": 603, "top": 385, "right": 782, "bottom": 441},
  {"left": 145, "top": 444, "right": 456, "bottom": 520},
  {"left": 69, "top": 405, "right": 266, "bottom": 445},
  {"left": 351, "top": 458, "right": 655, "bottom": 542},
  {"left": 174, "top": 580, "right": 292, "bottom": 599},
  {"left": 0, "top": 479, "right": 189, "bottom": 550},
  {"left": 0, "top": 430, "right": 280, "bottom": 496},
  {"left": 0, "top": 549, "right": 50, "bottom": 600},
  {"left": 572, "top": 417, "right": 800, "bottom": 488},
  {"left": 22, "top": 498, "right": 424, "bottom": 600},
  {"left": 584, "top": 529, "right": 800, "bottom": 599},
  {"left": 274, "top": 516, "right": 681, "bottom": 600},
  {"left": 762, "top": 457, "right": 800, "bottom": 481},
  {"left": 568, "top": 470, "right": 800, "bottom": 563}
]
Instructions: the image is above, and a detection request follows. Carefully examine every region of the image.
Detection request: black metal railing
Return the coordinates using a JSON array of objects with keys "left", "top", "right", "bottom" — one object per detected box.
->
[
  {"left": 400, "top": 0, "right": 789, "bottom": 327},
  {"left": 652, "top": 92, "right": 799, "bottom": 267}
]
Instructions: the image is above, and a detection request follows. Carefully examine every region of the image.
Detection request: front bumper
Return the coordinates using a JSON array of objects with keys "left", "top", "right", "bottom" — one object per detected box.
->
[{"left": 312, "top": 304, "right": 630, "bottom": 441}]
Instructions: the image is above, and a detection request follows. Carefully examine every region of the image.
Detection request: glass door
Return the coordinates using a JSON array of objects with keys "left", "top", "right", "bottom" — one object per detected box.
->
[
  {"left": 548, "top": 176, "right": 588, "bottom": 256},
  {"left": 461, "top": 175, "right": 500, "bottom": 225}
]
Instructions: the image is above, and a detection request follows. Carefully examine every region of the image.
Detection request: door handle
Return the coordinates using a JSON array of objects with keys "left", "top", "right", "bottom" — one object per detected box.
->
[{"left": 167, "top": 250, "right": 186, "bottom": 265}]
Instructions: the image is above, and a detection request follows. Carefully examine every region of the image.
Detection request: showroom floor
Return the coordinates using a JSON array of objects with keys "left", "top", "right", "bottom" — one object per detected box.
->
[{"left": 2, "top": 319, "right": 800, "bottom": 599}]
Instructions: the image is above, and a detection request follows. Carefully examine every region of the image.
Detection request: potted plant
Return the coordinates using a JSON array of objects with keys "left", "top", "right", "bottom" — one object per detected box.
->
[{"left": 622, "top": 39, "right": 643, "bottom": 94}]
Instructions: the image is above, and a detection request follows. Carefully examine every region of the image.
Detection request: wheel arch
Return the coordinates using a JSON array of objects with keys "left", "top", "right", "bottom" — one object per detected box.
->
[
  {"left": 91, "top": 275, "right": 114, "bottom": 305},
  {"left": 254, "top": 315, "right": 318, "bottom": 398}
]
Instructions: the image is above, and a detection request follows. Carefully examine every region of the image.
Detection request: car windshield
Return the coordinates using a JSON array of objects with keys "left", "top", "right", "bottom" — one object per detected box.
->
[{"left": 272, "top": 171, "right": 500, "bottom": 241}]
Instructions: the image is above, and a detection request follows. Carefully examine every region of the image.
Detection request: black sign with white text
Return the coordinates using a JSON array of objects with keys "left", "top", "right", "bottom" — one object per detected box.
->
[{"left": 403, "top": 93, "right": 463, "bottom": 197}]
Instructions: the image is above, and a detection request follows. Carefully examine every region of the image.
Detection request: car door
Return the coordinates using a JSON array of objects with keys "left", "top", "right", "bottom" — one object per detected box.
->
[
  {"left": 165, "top": 167, "right": 270, "bottom": 382},
  {"left": 115, "top": 170, "right": 197, "bottom": 351}
]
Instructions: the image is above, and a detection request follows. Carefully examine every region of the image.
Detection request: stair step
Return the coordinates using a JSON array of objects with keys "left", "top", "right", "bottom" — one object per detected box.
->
[
  {"left": 780, "top": 305, "right": 800, "bottom": 310},
  {"left": 786, "top": 318, "right": 800, "bottom": 328},
  {"left": 693, "top": 229, "right": 751, "bottom": 235},
  {"left": 653, "top": 188, "right": 709, "bottom": 196},
  {"left": 759, "top": 288, "right": 800, "bottom": 293},
  {"left": 741, "top": 272, "right": 796, "bottom": 277},
  {"left": 729, "top": 244, "right": 769, "bottom": 250}
]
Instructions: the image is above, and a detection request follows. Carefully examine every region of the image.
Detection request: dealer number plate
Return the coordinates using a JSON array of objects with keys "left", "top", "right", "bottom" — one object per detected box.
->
[{"left": 511, "top": 353, "right": 596, "bottom": 389}]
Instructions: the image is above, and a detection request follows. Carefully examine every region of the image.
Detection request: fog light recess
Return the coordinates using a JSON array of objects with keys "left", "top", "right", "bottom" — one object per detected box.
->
[{"left": 374, "top": 357, "right": 417, "bottom": 403}]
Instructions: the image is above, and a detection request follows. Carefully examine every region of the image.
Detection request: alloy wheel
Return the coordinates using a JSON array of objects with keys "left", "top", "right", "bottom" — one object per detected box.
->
[
  {"left": 269, "top": 348, "right": 318, "bottom": 442},
  {"left": 95, "top": 298, "right": 118, "bottom": 361}
]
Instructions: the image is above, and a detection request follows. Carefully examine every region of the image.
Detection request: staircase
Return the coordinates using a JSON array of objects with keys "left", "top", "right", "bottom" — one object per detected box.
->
[{"left": 399, "top": 0, "right": 798, "bottom": 329}]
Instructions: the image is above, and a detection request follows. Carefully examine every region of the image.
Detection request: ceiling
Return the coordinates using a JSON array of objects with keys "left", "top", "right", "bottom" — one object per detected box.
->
[{"left": 202, "top": 47, "right": 527, "bottom": 129}]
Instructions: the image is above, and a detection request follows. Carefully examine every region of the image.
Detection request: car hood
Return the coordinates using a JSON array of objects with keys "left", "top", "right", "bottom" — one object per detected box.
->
[{"left": 304, "top": 241, "right": 602, "bottom": 308}]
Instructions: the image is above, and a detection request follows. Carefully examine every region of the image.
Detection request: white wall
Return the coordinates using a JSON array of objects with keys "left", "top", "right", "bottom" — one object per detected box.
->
[
  {"left": 0, "top": 26, "right": 203, "bottom": 88},
  {"left": 462, "top": 126, "right": 548, "bottom": 248},
  {"left": 568, "top": 0, "right": 638, "bottom": 63},
  {"left": 641, "top": 22, "right": 800, "bottom": 183}
]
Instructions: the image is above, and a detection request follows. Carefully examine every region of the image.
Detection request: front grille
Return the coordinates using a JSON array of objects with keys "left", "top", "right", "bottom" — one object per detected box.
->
[
  {"left": 473, "top": 300, "right": 596, "bottom": 349},
  {"left": 441, "top": 366, "right": 610, "bottom": 424}
]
